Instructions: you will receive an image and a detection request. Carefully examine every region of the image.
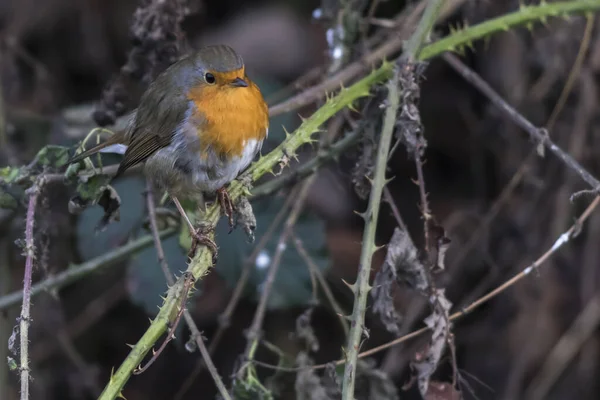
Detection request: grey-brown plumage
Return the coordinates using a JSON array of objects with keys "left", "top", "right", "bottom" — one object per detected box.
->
[{"left": 67, "top": 45, "right": 246, "bottom": 180}]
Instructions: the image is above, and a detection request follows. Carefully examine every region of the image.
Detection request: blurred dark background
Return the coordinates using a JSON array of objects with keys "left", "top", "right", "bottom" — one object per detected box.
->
[{"left": 2, "top": 0, "right": 600, "bottom": 399}]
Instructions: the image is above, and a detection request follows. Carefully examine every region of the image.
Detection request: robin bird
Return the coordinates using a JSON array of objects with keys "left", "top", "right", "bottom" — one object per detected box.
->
[{"left": 67, "top": 45, "right": 269, "bottom": 259}]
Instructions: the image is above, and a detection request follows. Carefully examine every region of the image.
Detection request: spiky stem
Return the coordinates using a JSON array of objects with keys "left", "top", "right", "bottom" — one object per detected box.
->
[
  {"left": 19, "top": 182, "right": 41, "bottom": 400},
  {"left": 340, "top": 1, "right": 443, "bottom": 398}
]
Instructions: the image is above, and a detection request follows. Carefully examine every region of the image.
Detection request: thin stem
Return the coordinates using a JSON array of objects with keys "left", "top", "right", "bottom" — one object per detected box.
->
[
  {"left": 443, "top": 52, "right": 600, "bottom": 192},
  {"left": 293, "top": 234, "right": 349, "bottom": 336},
  {"left": 0, "top": 229, "right": 176, "bottom": 311},
  {"left": 340, "top": 66, "right": 400, "bottom": 399},
  {"left": 403, "top": 0, "right": 444, "bottom": 61},
  {"left": 341, "top": 2, "right": 443, "bottom": 398},
  {"left": 249, "top": 196, "right": 600, "bottom": 374},
  {"left": 145, "top": 182, "right": 232, "bottom": 400},
  {"left": 173, "top": 190, "right": 297, "bottom": 400},
  {"left": 267, "top": 0, "right": 465, "bottom": 117},
  {"left": 382, "top": 186, "right": 408, "bottom": 232},
  {"left": 251, "top": 129, "right": 361, "bottom": 199},
  {"left": 545, "top": 14, "right": 595, "bottom": 131},
  {"left": 414, "top": 146, "right": 432, "bottom": 251},
  {"left": 19, "top": 182, "right": 41, "bottom": 400},
  {"left": 243, "top": 177, "right": 315, "bottom": 362},
  {"left": 356, "top": 196, "right": 600, "bottom": 360}
]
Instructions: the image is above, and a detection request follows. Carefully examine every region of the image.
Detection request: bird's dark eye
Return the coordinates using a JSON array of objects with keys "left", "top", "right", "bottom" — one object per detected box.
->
[{"left": 204, "top": 73, "right": 216, "bottom": 84}]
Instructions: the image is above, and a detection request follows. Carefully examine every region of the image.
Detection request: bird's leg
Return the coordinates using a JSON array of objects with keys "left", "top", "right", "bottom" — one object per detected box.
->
[
  {"left": 216, "top": 187, "right": 235, "bottom": 232},
  {"left": 172, "top": 196, "right": 218, "bottom": 263}
]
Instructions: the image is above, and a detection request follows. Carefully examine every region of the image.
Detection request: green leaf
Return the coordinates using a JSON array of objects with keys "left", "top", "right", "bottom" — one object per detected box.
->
[
  {"left": 70, "top": 174, "right": 122, "bottom": 231},
  {"left": 74, "top": 175, "right": 112, "bottom": 201},
  {"left": 75, "top": 175, "right": 146, "bottom": 260},
  {"left": 7, "top": 356, "right": 18, "bottom": 371},
  {"left": 0, "top": 188, "right": 18, "bottom": 210},
  {"left": 0, "top": 166, "right": 21, "bottom": 184},
  {"left": 215, "top": 195, "right": 329, "bottom": 310},
  {"left": 32, "top": 144, "right": 70, "bottom": 168}
]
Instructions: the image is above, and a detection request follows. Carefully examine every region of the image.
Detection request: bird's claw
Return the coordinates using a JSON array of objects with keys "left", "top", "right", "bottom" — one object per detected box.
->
[
  {"left": 217, "top": 187, "right": 236, "bottom": 233},
  {"left": 188, "top": 225, "right": 218, "bottom": 264}
]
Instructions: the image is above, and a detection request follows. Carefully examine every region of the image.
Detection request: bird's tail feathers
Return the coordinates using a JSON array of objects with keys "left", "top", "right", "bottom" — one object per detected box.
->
[{"left": 66, "top": 131, "right": 127, "bottom": 165}]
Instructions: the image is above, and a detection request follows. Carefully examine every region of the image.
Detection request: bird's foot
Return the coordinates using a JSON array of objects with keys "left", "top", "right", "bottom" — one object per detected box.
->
[
  {"left": 216, "top": 187, "right": 236, "bottom": 233},
  {"left": 189, "top": 224, "right": 218, "bottom": 264}
]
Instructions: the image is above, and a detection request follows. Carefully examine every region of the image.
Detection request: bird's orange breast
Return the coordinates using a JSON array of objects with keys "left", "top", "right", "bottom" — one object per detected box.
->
[{"left": 187, "top": 78, "right": 269, "bottom": 159}]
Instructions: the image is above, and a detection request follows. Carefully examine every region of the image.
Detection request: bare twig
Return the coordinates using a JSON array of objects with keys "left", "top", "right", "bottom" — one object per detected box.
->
[
  {"left": 382, "top": 186, "right": 408, "bottom": 232},
  {"left": 145, "top": 182, "right": 232, "bottom": 400},
  {"left": 356, "top": 196, "right": 600, "bottom": 361},
  {"left": 414, "top": 146, "right": 432, "bottom": 251},
  {"left": 450, "top": 14, "right": 595, "bottom": 272},
  {"left": 546, "top": 14, "right": 595, "bottom": 131},
  {"left": 293, "top": 233, "right": 349, "bottom": 335},
  {"left": 248, "top": 196, "right": 600, "bottom": 374},
  {"left": 443, "top": 52, "right": 600, "bottom": 194},
  {"left": 269, "top": 2, "right": 423, "bottom": 117},
  {"left": 268, "top": 0, "right": 464, "bottom": 117},
  {"left": 242, "top": 177, "right": 315, "bottom": 363},
  {"left": 18, "top": 180, "right": 41, "bottom": 400}
]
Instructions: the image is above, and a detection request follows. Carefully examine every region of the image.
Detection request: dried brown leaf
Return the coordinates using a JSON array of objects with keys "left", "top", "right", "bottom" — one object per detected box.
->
[
  {"left": 296, "top": 308, "right": 319, "bottom": 352},
  {"left": 372, "top": 227, "right": 428, "bottom": 334},
  {"left": 411, "top": 289, "right": 453, "bottom": 396},
  {"left": 295, "top": 353, "right": 340, "bottom": 400}
]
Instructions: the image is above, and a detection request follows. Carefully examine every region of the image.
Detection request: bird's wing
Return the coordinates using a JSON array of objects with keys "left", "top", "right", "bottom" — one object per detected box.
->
[{"left": 115, "top": 89, "right": 190, "bottom": 177}]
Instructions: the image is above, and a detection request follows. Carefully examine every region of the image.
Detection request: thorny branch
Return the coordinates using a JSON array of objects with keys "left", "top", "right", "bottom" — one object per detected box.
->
[
  {"left": 145, "top": 182, "right": 232, "bottom": 400},
  {"left": 16, "top": 179, "right": 42, "bottom": 400},
  {"left": 173, "top": 191, "right": 296, "bottom": 400},
  {"left": 341, "top": 1, "right": 444, "bottom": 398}
]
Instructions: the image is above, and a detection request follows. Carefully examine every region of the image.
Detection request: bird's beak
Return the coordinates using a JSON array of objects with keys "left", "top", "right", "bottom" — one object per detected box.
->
[{"left": 230, "top": 77, "right": 248, "bottom": 87}]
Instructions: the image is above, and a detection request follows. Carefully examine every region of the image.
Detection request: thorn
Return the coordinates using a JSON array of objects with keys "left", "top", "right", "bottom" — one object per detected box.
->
[
  {"left": 353, "top": 210, "right": 367, "bottom": 220},
  {"left": 341, "top": 278, "right": 355, "bottom": 292},
  {"left": 125, "top": 343, "right": 135, "bottom": 349},
  {"left": 374, "top": 244, "right": 386, "bottom": 252}
]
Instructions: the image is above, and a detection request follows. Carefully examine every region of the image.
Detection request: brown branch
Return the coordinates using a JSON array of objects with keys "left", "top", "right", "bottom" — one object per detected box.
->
[
  {"left": 247, "top": 196, "right": 600, "bottom": 374},
  {"left": 382, "top": 186, "right": 408, "bottom": 232},
  {"left": 267, "top": 0, "right": 465, "bottom": 117},
  {"left": 242, "top": 177, "right": 315, "bottom": 364},
  {"left": 293, "top": 233, "right": 349, "bottom": 336},
  {"left": 443, "top": 52, "right": 600, "bottom": 194}
]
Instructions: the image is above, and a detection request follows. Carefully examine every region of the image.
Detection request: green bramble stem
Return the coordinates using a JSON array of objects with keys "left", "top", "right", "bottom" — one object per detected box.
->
[
  {"left": 98, "top": 1, "right": 600, "bottom": 398},
  {"left": 419, "top": 0, "right": 600, "bottom": 61}
]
